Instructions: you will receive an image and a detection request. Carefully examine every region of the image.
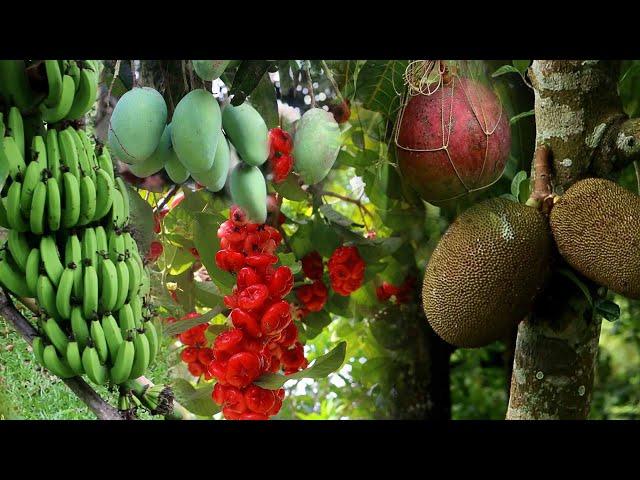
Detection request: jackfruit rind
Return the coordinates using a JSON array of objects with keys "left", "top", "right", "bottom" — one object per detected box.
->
[
  {"left": 422, "top": 198, "right": 552, "bottom": 348},
  {"left": 108, "top": 87, "right": 167, "bottom": 165},
  {"left": 293, "top": 108, "right": 342, "bottom": 185},
  {"left": 171, "top": 89, "right": 221, "bottom": 174},
  {"left": 550, "top": 177, "right": 640, "bottom": 299},
  {"left": 229, "top": 163, "right": 267, "bottom": 224},
  {"left": 191, "top": 133, "right": 230, "bottom": 192},
  {"left": 221, "top": 102, "right": 269, "bottom": 167}
]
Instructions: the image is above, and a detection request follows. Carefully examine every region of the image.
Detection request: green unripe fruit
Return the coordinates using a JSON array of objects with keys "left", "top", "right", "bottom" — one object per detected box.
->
[
  {"left": 160, "top": 123, "right": 190, "bottom": 184},
  {"left": 293, "top": 107, "right": 342, "bottom": 185},
  {"left": 192, "top": 60, "right": 231, "bottom": 81},
  {"left": 128, "top": 124, "right": 170, "bottom": 178},
  {"left": 191, "top": 133, "right": 230, "bottom": 192},
  {"left": 229, "top": 163, "right": 267, "bottom": 223},
  {"left": 107, "top": 87, "right": 167, "bottom": 165},
  {"left": 171, "top": 89, "right": 221, "bottom": 174},
  {"left": 222, "top": 102, "right": 269, "bottom": 166}
]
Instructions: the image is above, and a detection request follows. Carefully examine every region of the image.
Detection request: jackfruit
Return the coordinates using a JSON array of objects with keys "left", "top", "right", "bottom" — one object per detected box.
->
[
  {"left": 550, "top": 177, "right": 640, "bottom": 299},
  {"left": 422, "top": 198, "right": 552, "bottom": 348}
]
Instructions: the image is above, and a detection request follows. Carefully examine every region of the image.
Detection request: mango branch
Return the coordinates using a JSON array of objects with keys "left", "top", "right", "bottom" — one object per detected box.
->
[{"left": 0, "top": 288, "right": 123, "bottom": 420}]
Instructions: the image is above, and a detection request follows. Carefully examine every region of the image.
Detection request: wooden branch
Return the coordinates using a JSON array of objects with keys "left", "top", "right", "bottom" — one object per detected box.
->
[
  {"left": 528, "top": 145, "right": 555, "bottom": 213},
  {"left": 154, "top": 184, "right": 180, "bottom": 214},
  {"left": 0, "top": 289, "right": 123, "bottom": 420},
  {"left": 590, "top": 117, "right": 640, "bottom": 177}
]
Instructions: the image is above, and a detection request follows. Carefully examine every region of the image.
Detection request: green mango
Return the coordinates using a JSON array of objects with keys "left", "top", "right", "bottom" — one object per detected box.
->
[
  {"left": 163, "top": 123, "right": 190, "bottom": 184},
  {"left": 128, "top": 123, "right": 170, "bottom": 178},
  {"left": 107, "top": 87, "right": 167, "bottom": 164},
  {"left": 229, "top": 163, "right": 267, "bottom": 223},
  {"left": 191, "top": 133, "right": 230, "bottom": 192},
  {"left": 222, "top": 101, "right": 269, "bottom": 167},
  {"left": 192, "top": 60, "right": 231, "bottom": 81},
  {"left": 171, "top": 89, "right": 221, "bottom": 174},
  {"left": 293, "top": 107, "right": 342, "bottom": 185}
]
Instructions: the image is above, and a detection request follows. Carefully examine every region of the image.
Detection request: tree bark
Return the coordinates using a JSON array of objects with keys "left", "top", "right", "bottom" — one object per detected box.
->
[{"left": 506, "top": 60, "right": 640, "bottom": 419}]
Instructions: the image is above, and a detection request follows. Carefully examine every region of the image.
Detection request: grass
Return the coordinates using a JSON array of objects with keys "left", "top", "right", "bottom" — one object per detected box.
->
[{"left": 0, "top": 313, "right": 175, "bottom": 420}]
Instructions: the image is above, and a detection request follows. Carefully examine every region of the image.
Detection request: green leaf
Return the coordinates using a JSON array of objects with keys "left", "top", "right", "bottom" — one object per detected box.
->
[
  {"left": 162, "top": 307, "right": 223, "bottom": 337},
  {"left": 335, "top": 148, "right": 377, "bottom": 168},
  {"left": 249, "top": 73, "right": 278, "bottom": 130},
  {"left": 355, "top": 60, "right": 408, "bottom": 119},
  {"left": 512, "top": 60, "right": 531, "bottom": 73},
  {"left": 357, "top": 237, "right": 403, "bottom": 263},
  {"left": 311, "top": 220, "right": 342, "bottom": 257},
  {"left": 126, "top": 184, "right": 156, "bottom": 256},
  {"left": 253, "top": 342, "right": 347, "bottom": 390},
  {"left": 594, "top": 299, "right": 620, "bottom": 322},
  {"left": 172, "top": 379, "right": 219, "bottom": 417},
  {"left": 301, "top": 310, "right": 332, "bottom": 340},
  {"left": 194, "top": 213, "right": 235, "bottom": 294},
  {"left": 229, "top": 60, "right": 273, "bottom": 105},
  {"left": 492, "top": 65, "right": 521, "bottom": 78},
  {"left": 168, "top": 248, "right": 195, "bottom": 276},
  {"left": 271, "top": 173, "right": 308, "bottom": 201},
  {"left": 278, "top": 252, "right": 301, "bottom": 275},
  {"left": 194, "top": 282, "right": 224, "bottom": 309},
  {"left": 205, "top": 323, "right": 229, "bottom": 343},
  {"left": 510, "top": 109, "right": 535, "bottom": 125},
  {"left": 319, "top": 204, "right": 356, "bottom": 227},
  {"left": 288, "top": 222, "right": 315, "bottom": 259},
  {"left": 510, "top": 170, "right": 528, "bottom": 199}
]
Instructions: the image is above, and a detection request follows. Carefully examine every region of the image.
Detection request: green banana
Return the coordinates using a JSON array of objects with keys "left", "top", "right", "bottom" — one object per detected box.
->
[
  {"left": 7, "top": 230, "right": 31, "bottom": 272},
  {"left": 94, "top": 226, "right": 108, "bottom": 255},
  {"left": 110, "top": 340, "right": 135, "bottom": 385},
  {"left": 0, "top": 247, "right": 31, "bottom": 298},
  {"left": 40, "top": 235, "right": 64, "bottom": 286},
  {"left": 0, "top": 199, "right": 9, "bottom": 229},
  {"left": 58, "top": 128, "right": 80, "bottom": 180},
  {"left": 65, "top": 67, "right": 97, "bottom": 120},
  {"left": 82, "top": 264, "right": 98, "bottom": 318},
  {"left": 42, "top": 317, "right": 69, "bottom": 354},
  {"left": 30, "top": 134, "right": 48, "bottom": 168},
  {"left": 65, "top": 341, "right": 84, "bottom": 376},
  {"left": 70, "top": 307, "right": 90, "bottom": 349},
  {"left": 7, "top": 106, "right": 25, "bottom": 160},
  {"left": 144, "top": 320, "right": 159, "bottom": 366},
  {"left": 139, "top": 266, "right": 151, "bottom": 297},
  {"left": 77, "top": 129, "right": 98, "bottom": 171},
  {"left": 93, "top": 168, "right": 114, "bottom": 221},
  {"left": 5, "top": 181, "right": 29, "bottom": 232},
  {"left": 65, "top": 234, "right": 83, "bottom": 298},
  {"left": 0, "top": 60, "right": 41, "bottom": 112},
  {"left": 97, "top": 148, "right": 115, "bottom": 181},
  {"left": 67, "top": 61, "right": 81, "bottom": 92},
  {"left": 70, "top": 128, "right": 93, "bottom": 181},
  {"left": 108, "top": 230, "right": 125, "bottom": 263},
  {"left": 115, "top": 177, "right": 130, "bottom": 225},
  {"left": 100, "top": 257, "right": 118, "bottom": 313},
  {"left": 114, "top": 259, "right": 129, "bottom": 311},
  {"left": 32, "top": 336, "right": 46, "bottom": 366},
  {"left": 41, "top": 74, "right": 75, "bottom": 123},
  {"left": 129, "top": 295, "right": 144, "bottom": 327},
  {"left": 101, "top": 314, "right": 123, "bottom": 363},
  {"left": 77, "top": 175, "right": 97, "bottom": 225},
  {"left": 46, "top": 128, "right": 62, "bottom": 185},
  {"left": 81, "top": 345, "right": 108, "bottom": 385},
  {"left": 122, "top": 231, "right": 137, "bottom": 256},
  {"left": 36, "top": 275, "right": 60, "bottom": 320},
  {"left": 129, "top": 331, "right": 150, "bottom": 379},
  {"left": 43, "top": 344, "right": 75, "bottom": 378},
  {"left": 46, "top": 176, "right": 62, "bottom": 231},
  {"left": 90, "top": 319, "right": 108, "bottom": 364},
  {"left": 118, "top": 303, "right": 137, "bottom": 339},
  {"left": 25, "top": 248, "right": 41, "bottom": 297},
  {"left": 109, "top": 188, "right": 125, "bottom": 229},
  {"left": 44, "top": 60, "right": 63, "bottom": 107},
  {"left": 2, "top": 135, "right": 27, "bottom": 181},
  {"left": 29, "top": 181, "right": 47, "bottom": 235},
  {"left": 20, "top": 159, "right": 45, "bottom": 215},
  {"left": 61, "top": 171, "right": 80, "bottom": 228},
  {"left": 55, "top": 267, "right": 75, "bottom": 320},
  {"left": 81, "top": 227, "right": 98, "bottom": 268},
  {"left": 126, "top": 256, "right": 141, "bottom": 301}
]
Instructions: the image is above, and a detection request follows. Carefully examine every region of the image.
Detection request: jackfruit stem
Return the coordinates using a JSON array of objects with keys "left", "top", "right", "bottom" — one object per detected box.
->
[{"left": 529, "top": 144, "right": 554, "bottom": 213}]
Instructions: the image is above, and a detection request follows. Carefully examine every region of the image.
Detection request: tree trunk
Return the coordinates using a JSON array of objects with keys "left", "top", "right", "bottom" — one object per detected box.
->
[{"left": 507, "top": 60, "right": 640, "bottom": 419}]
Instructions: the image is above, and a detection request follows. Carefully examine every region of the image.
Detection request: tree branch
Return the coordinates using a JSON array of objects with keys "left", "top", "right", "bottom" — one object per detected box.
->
[
  {"left": 154, "top": 184, "right": 180, "bottom": 214},
  {"left": 0, "top": 289, "right": 123, "bottom": 420}
]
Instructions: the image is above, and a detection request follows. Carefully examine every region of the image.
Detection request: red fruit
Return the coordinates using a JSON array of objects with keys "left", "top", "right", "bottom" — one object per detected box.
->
[
  {"left": 215, "top": 249, "right": 245, "bottom": 272},
  {"left": 222, "top": 386, "right": 247, "bottom": 414},
  {"left": 238, "top": 284, "right": 270, "bottom": 310},
  {"left": 328, "top": 99, "right": 351, "bottom": 124},
  {"left": 282, "top": 342, "right": 307, "bottom": 374},
  {"left": 278, "top": 212, "right": 286, "bottom": 225},
  {"left": 268, "top": 266, "right": 293, "bottom": 298},
  {"left": 231, "top": 309, "right": 262, "bottom": 338},
  {"left": 278, "top": 322, "right": 298, "bottom": 348},
  {"left": 245, "top": 253, "right": 278, "bottom": 268},
  {"left": 239, "top": 412, "right": 269, "bottom": 420},
  {"left": 261, "top": 301, "right": 292, "bottom": 336},
  {"left": 208, "top": 360, "right": 228, "bottom": 384},
  {"left": 153, "top": 214, "right": 162, "bottom": 234},
  {"left": 146, "top": 241, "right": 163, "bottom": 262},
  {"left": 212, "top": 383, "right": 228, "bottom": 405},
  {"left": 273, "top": 154, "right": 294, "bottom": 183},
  {"left": 222, "top": 408, "right": 242, "bottom": 420},
  {"left": 223, "top": 293, "right": 238, "bottom": 309},
  {"left": 198, "top": 348, "right": 215, "bottom": 365},
  {"left": 267, "top": 396, "right": 283, "bottom": 416},
  {"left": 169, "top": 290, "right": 179, "bottom": 304},
  {"left": 217, "top": 220, "right": 246, "bottom": 243},
  {"left": 189, "top": 247, "right": 200, "bottom": 259},
  {"left": 237, "top": 267, "right": 262, "bottom": 290},
  {"left": 230, "top": 205, "right": 248, "bottom": 226},
  {"left": 269, "top": 127, "right": 294, "bottom": 156},
  {"left": 182, "top": 312, "right": 200, "bottom": 320},
  {"left": 396, "top": 76, "right": 511, "bottom": 203},
  {"left": 244, "top": 385, "right": 276, "bottom": 414},
  {"left": 301, "top": 251, "right": 323, "bottom": 280},
  {"left": 214, "top": 328, "right": 244, "bottom": 353},
  {"left": 181, "top": 346, "right": 199, "bottom": 363},
  {"left": 188, "top": 361, "right": 204, "bottom": 377},
  {"left": 328, "top": 246, "right": 365, "bottom": 296},
  {"left": 226, "top": 352, "right": 261, "bottom": 388},
  {"left": 296, "top": 280, "right": 327, "bottom": 312}
]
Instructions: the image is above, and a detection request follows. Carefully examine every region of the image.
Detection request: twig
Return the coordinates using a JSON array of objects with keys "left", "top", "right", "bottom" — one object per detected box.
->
[
  {"left": 154, "top": 184, "right": 180, "bottom": 214},
  {"left": 320, "top": 190, "right": 373, "bottom": 218},
  {"left": 131, "top": 60, "right": 137, "bottom": 88},
  {"left": 107, "top": 60, "right": 121, "bottom": 103},
  {"left": 528, "top": 144, "right": 555, "bottom": 213},
  {"left": 320, "top": 60, "right": 345, "bottom": 103},
  {"left": 304, "top": 61, "right": 316, "bottom": 108},
  {"left": 0, "top": 289, "right": 123, "bottom": 420}
]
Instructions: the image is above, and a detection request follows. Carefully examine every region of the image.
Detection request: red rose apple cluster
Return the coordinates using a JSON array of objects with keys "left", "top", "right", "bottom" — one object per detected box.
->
[
  {"left": 209, "top": 206, "right": 308, "bottom": 419},
  {"left": 295, "top": 252, "right": 329, "bottom": 317},
  {"left": 375, "top": 275, "right": 417, "bottom": 304},
  {"left": 327, "top": 246, "right": 366, "bottom": 296},
  {"left": 169, "top": 312, "right": 216, "bottom": 377},
  {"left": 268, "top": 127, "right": 294, "bottom": 183}
]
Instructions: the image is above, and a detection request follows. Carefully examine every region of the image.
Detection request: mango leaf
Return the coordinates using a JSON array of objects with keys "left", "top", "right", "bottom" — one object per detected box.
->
[
  {"left": 510, "top": 109, "right": 535, "bottom": 125},
  {"left": 311, "top": 220, "right": 342, "bottom": 257},
  {"left": 229, "top": 60, "right": 273, "bottom": 105},
  {"left": 335, "top": 148, "right": 378, "bottom": 168},
  {"left": 162, "top": 306, "right": 223, "bottom": 337},
  {"left": 194, "top": 212, "right": 235, "bottom": 294},
  {"left": 301, "top": 310, "right": 332, "bottom": 340},
  {"left": 492, "top": 65, "right": 521, "bottom": 78},
  {"left": 278, "top": 252, "right": 301, "bottom": 275},
  {"left": 355, "top": 60, "right": 408, "bottom": 119},
  {"left": 325, "top": 292, "right": 351, "bottom": 316},
  {"left": 173, "top": 268, "right": 196, "bottom": 313},
  {"left": 249, "top": 73, "right": 278, "bottom": 130},
  {"left": 126, "top": 184, "right": 155, "bottom": 256},
  {"left": 288, "top": 222, "right": 315, "bottom": 258},
  {"left": 253, "top": 341, "right": 347, "bottom": 390},
  {"left": 101, "top": 60, "right": 134, "bottom": 97},
  {"left": 168, "top": 248, "right": 195, "bottom": 276},
  {"left": 512, "top": 60, "right": 531, "bottom": 73},
  {"left": 594, "top": 299, "right": 620, "bottom": 322},
  {"left": 194, "top": 281, "right": 224, "bottom": 309},
  {"left": 357, "top": 237, "right": 403, "bottom": 263},
  {"left": 319, "top": 204, "right": 356, "bottom": 227},
  {"left": 172, "top": 379, "right": 219, "bottom": 417},
  {"left": 271, "top": 173, "right": 308, "bottom": 201}
]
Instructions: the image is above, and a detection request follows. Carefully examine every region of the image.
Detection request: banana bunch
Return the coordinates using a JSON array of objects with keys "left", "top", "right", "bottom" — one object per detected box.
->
[{"left": 0, "top": 60, "right": 100, "bottom": 121}]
